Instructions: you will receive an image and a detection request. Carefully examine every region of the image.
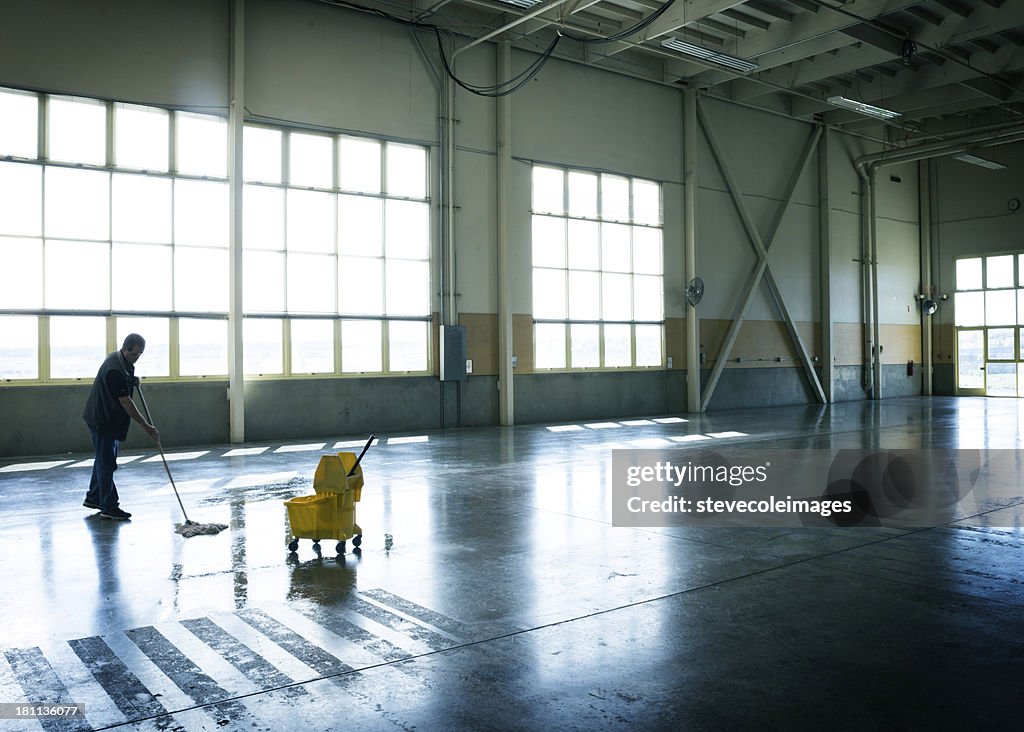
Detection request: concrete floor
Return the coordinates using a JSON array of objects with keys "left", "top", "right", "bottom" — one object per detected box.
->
[{"left": 0, "top": 396, "right": 1022, "bottom": 731}]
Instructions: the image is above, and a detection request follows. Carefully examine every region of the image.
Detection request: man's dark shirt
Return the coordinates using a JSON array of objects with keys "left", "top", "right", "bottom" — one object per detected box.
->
[{"left": 82, "top": 350, "right": 135, "bottom": 440}]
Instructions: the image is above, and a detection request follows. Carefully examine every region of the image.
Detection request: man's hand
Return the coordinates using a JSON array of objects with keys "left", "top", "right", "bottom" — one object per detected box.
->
[{"left": 143, "top": 423, "right": 160, "bottom": 442}]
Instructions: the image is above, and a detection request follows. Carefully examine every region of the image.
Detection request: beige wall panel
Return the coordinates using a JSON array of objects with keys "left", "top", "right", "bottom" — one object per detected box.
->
[
  {"left": 879, "top": 324, "right": 922, "bottom": 364},
  {"left": 460, "top": 313, "right": 498, "bottom": 376},
  {"left": 512, "top": 315, "right": 534, "bottom": 374},
  {"left": 833, "top": 322, "right": 866, "bottom": 366},
  {"left": 664, "top": 317, "right": 686, "bottom": 370},
  {"left": 699, "top": 319, "right": 819, "bottom": 367},
  {"left": 933, "top": 322, "right": 956, "bottom": 365}
]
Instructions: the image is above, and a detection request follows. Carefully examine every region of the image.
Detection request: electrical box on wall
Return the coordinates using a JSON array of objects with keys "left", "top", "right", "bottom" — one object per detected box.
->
[{"left": 439, "top": 325, "right": 468, "bottom": 381}]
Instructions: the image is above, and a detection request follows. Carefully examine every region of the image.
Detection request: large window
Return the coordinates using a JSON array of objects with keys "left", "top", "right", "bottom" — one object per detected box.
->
[
  {"left": 531, "top": 165, "right": 664, "bottom": 370},
  {"left": 954, "top": 253, "right": 1024, "bottom": 396},
  {"left": 0, "top": 86, "right": 431, "bottom": 382}
]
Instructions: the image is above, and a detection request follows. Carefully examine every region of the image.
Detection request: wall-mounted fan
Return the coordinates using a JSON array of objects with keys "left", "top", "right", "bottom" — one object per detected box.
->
[{"left": 685, "top": 277, "right": 704, "bottom": 307}]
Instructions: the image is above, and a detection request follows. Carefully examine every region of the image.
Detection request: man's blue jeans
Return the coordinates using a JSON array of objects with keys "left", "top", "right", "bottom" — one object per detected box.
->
[{"left": 85, "top": 428, "right": 120, "bottom": 512}]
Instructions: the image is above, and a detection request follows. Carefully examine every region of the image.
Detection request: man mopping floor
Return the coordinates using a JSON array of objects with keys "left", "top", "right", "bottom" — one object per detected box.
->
[{"left": 81, "top": 333, "right": 160, "bottom": 520}]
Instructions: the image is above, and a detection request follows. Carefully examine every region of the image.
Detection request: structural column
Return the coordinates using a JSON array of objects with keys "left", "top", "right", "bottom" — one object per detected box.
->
[
  {"left": 497, "top": 41, "right": 514, "bottom": 425},
  {"left": 818, "top": 125, "right": 833, "bottom": 403},
  {"left": 227, "top": 0, "right": 245, "bottom": 442},
  {"left": 683, "top": 88, "right": 701, "bottom": 413},
  {"left": 919, "top": 160, "right": 933, "bottom": 396}
]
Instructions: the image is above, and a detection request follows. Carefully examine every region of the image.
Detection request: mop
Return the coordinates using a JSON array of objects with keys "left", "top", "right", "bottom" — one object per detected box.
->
[{"left": 136, "top": 384, "right": 228, "bottom": 537}]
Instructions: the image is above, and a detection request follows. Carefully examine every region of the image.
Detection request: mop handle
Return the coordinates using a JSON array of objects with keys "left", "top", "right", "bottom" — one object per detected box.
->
[
  {"left": 136, "top": 383, "right": 192, "bottom": 524},
  {"left": 347, "top": 434, "right": 375, "bottom": 476}
]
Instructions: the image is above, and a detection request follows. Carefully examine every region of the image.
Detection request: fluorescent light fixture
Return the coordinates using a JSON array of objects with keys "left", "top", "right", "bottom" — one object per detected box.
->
[
  {"left": 660, "top": 38, "right": 759, "bottom": 73},
  {"left": 496, "top": 0, "right": 544, "bottom": 7},
  {"left": 826, "top": 96, "right": 901, "bottom": 120},
  {"left": 952, "top": 153, "right": 1006, "bottom": 170}
]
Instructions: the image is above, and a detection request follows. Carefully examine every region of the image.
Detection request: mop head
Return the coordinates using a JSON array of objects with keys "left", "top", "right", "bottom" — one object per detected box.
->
[{"left": 175, "top": 521, "right": 229, "bottom": 537}]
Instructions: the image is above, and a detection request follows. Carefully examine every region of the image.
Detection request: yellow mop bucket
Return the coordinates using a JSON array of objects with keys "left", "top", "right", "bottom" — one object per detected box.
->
[{"left": 286, "top": 436, "right": 373, "bottom": 554}]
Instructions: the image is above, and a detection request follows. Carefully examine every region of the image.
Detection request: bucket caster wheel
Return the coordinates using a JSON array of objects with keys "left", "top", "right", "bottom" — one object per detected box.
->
[
  {"left": 352, "top": 534, "right": 362, "bottom": 548},
  {"left": 337, "top": 541, "right": 346, "bottom": 554},
  {"left": 287, "top": 539, "right": 299, "bottom": 552}
]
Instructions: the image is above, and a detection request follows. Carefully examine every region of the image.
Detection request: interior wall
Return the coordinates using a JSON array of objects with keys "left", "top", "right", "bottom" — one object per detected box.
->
[
  {"left": 0, "top": 0, "right": 934, "bottom": 457},
  {"left": 930, "top": 142, "right": 1024, "bottom": 394}
]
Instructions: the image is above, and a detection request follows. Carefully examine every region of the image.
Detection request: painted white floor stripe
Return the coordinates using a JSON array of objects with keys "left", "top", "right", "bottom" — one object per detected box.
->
[
  {"left": 387, "top": 436, "right": 428, "bottom": 445},
  {"left": 584, "top": 422, "right": 620, "bottom": 429},
  {"left": 670, "top": 435, "right": 711, "bottom": 443},
  {"left": 708, "top": 431, "right": 748, "bottom": 438},
  {"left": 621, "top": 419, "right": 656, "bottom": 426},
  {"left": 0, "top": 460, "right": 73, "bottom": 473},
  {"left": 65, "top": 454, "right": 146, "bottom": 469},
  {"left": 653, "top": 417, "right": 688, "bottom": 424},
  {"left": 142, "top": 451, "right": 209, "bottom": 463},
  {"left": 547, "top": 425, "right": 584, "bottom": 432},
  {"left": 628, "top": 438, "right": 673, "bottom": 448},
  {"left": 332, "top": 439, "right": 380, "bottom": 449},
  {"left": 43, "top": 639, "right": 127, "bottom": 729},
  {"left": 274, "top": 443, "right": 326, "bottom": 453},
  {"left": 152, "top": 478, "right": 222, "bottom": 496},
  {"left": 223, "top": 447, "right": 270, "bottom": 457},
  {"left": 223, "top": 472, "right": 301, "bottom": 490}
]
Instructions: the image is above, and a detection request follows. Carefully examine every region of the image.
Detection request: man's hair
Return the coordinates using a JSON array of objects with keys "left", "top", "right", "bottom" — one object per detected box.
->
[{"left": 122, "top": 333, "right": 146, "bottom": 351}]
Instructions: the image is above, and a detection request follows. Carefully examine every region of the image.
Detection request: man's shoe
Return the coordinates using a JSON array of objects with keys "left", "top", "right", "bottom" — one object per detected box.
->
[
  {"left": 100, "top": 507, "right": 132, "bottom": 520},
  {"left": 83, "top": 500, "right": 101, "bottom": 510}
]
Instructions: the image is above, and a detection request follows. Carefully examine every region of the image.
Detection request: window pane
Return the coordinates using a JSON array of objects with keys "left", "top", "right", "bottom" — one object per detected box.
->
[
  {"left": 287, "top": 189, "right": 334, "bottom": 253},
  {"left": 1019, "top": 255, "right": 1024, "bottom": 288},
  {"left": 176, "top": 113, "right": 226, "bottom": 178},
  {"left": 388, "top": 320, "right": 427, "bottom": 372},
  {"left": 636, "top": 324, "right": 662, "bottom": 367},
  {"left": 112, "top": 174, "right": 172, "bottom": 243},
  {"left": 0, "top": 89, "right": 37, "bottom": 158},
  {"left": 49, "top": 97, "right": 105, "bottom": 165},
  {"left": 954, "top": 291, "right": 984, "bottom": 327},
  {"left": 175, "top": 180, "right": 228, "bottom": 247},
  {"left": 175, "top": 247, "right": 228, "bottom": 312},
  {"left": 956, "top": 258, "right": 982, "bottom": 290},
  {"left": 568, "top": 171, "right": 598, "bottom": 218},
  {"left": 533, "top": 216, "right": 566, "bottom": 268},
  {"left": 291, "top": 319, "right": 334, "bottom": 374},
  {"left": 986, "top": 362, "right": 1016, "bottom": 396},
  {"left": 178, "top": 318, "right": 228, "bottom": 376},
  {"left": 244, "top": 185, "right": 284, "bottom": 250},
  {"left": 112, "top": 243, "right": 172, "bottom": 311},
  {"left": 634, "top": 274, "right": 663, "bottom": 321},
  {"left": 985, "top": 289, "right": 1015, "bottom": 326},
  {"left": 567, "top": 220, "right": 598, "bottom": 270},
  {"left": 986, "top": 255, "right": 1014, "bottom": 289},
  {"left": 244, "top": 318, "right": 283, "bottom": 375},
  {"left": 533, "top": 269, "right": 566, "bottom": 319},
  {"left": 115, "top": 104, "right": 169, "bottom": 171},
  {"left": 385, "top": 200, "right": 429, "bottom": 259},
  {"left": 987, "top": 328, "right": 1014, "bottom": 360},
  {"left": 386, "top": 143, "right": 426, "bottom": 198},
  {"left": 0, "top": 237, "right": 42, "bottom": 308},
  {"left": 957, "top": 330, "right": 983, "bottom": 389},
  {"left": 633, "top": 179, "right": 660, "bottom": 225},
  {"left": 338, "top": 195, "right": 382, "bottom": 256},
  {"left": 44, "top": 240, "right": 109, "bottom": 310},
  {"left": 244, "top": 126, "right": 281, "bottom": 183},
  {"left": 604, "top": 323, "right": 631, "bottom": 367},
  {"left": 288, "top": 253, "right": 336, "bottom": 313},
  {"left": 602, "top": 272, "right": 632, "bottom": 321},
  {"left": 633, "top": 227, "right": 662, "bottom": 275},
  {"left": 1018, "top": 290, "right": 1024, "bottom": 326},
  {"left": 601, "top": 223, "right": 631, "bottom": 272},
  {"left": 0, "top": 315, "right": 38, "bottom": 379},
  {"left": 45, "top": 167, "right": 110, "bottom": 240},
  {"left": 289, "top": 131, "right": 333, "bottom": 188},
  {"left": 385, "top": 259, "right": 429, "bottom": 316},
  {"left": 50, "top": 315, "right": 106, "bottom": 379},
  {"left": 534, "top": 323, "right": 566, "bottom": 369},
  {"left": 570, "top": 323, "right": 599, "bottom": 368},
  {"left": 339, "top": 137, "right": 381, "bottom": 194},
  {"left": 244, "top": 250, "right": 285, "bottom": 312},
  {"left": 601, "top": 174, "right": 629, "bottom": 222},
  {"left": 0, "top": 162, "right": 42, "bottom": 236},
  {"left": 341, "top": 319, "right": 382, "bottom": 372},
  {"left": 568, "top": 270, "right": 600, "bottom": 320},
  {"left": 340, "top": 256, "right": 383, "bottom": 315},
  {"left": 532, "top": 166, "right": 563, "bottom": 214},
  {"left": 116, "top": 316, "right": 169, "bottom": 378}
]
